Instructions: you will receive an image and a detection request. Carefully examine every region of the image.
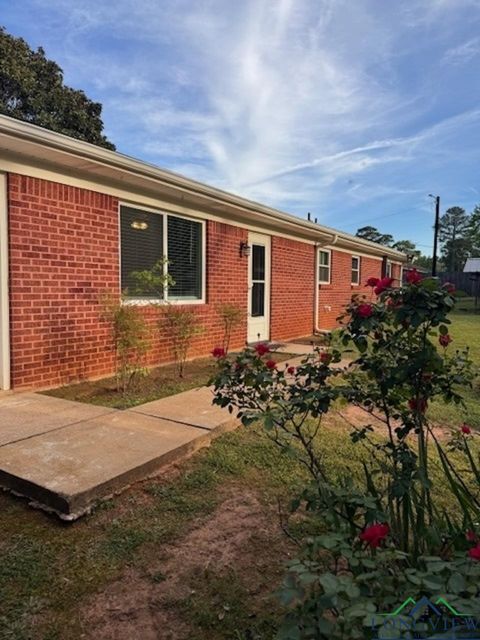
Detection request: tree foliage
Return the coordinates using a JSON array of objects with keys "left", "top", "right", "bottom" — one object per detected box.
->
[
  {"left": 355, "top": 225, "right": 394, "bottom": 246},
  {"left": 439, "top": 207, "right": 472, "bottom": 271},
  {"left": 0, "top": 26, "right": 115, "bottom": 149}
]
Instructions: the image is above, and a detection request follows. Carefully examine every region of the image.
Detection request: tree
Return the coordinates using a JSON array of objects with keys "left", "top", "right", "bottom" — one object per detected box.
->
[
  {"left": 439, "top": 206, "right": 471, "bottom": 271},
  {"left": 469, "top": 204, "right": 480, "bottom": 254},
  {"left": 392, "top": 239, "right": 421, "bottom": 259},
  {"left": 0, "top": 27, "right": 115, "bottom": 150},
  {"left": 355, "top": 226, "right": 394, "bottom": 246}
]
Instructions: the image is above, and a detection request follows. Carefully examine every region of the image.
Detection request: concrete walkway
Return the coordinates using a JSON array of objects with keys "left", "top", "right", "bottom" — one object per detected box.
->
[{"left": 0, "top": 344, "right": 315, "bottom": 520}]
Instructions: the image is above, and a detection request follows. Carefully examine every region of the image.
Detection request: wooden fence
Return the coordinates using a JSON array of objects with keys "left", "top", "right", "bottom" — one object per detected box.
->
[{"left": 439, "top": 271, "right": 480, "bottom": 296}]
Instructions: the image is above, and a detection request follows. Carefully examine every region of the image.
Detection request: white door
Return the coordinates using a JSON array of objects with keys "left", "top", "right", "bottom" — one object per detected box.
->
[{"left": 247, "top": 232, "right": 271, "bottom": 343}]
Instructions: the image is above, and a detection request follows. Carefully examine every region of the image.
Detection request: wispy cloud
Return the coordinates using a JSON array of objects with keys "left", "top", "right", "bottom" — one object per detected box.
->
[
  {"left": 443, "top": 37, "right": 480, "bottom": 64},
  {"left": 2, "top": 0, "right": 480, "bottom": 249}
]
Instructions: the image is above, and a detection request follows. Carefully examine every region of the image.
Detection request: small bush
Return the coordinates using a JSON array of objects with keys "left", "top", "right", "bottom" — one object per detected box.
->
[
  {"left": 162, "top": 306, "right": 203, "bottom": 377},
  {"left": 99, "top": 294, "right": 150, "bottom": 394},
  {"left": 217, "top": 303, "right": 244, "bottom": 354}
]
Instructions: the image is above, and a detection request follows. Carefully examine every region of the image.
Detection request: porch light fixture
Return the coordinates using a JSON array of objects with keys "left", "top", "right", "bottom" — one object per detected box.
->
[
  {"left": 240, "top": 241, "right": 251, "bottom": 257},
  {"left": 131, "top": 220, "right": 148, "bottom": 230}
]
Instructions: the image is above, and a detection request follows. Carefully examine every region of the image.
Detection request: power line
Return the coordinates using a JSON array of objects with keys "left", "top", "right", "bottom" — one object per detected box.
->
[{"left": 342, "top": 202, "right": 430, "bottom": 229}]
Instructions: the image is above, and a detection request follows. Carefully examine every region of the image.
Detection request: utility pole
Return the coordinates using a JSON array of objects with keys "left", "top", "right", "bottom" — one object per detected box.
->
[{"left": 429, "top": 194, "right": 440, "bottom": 277}]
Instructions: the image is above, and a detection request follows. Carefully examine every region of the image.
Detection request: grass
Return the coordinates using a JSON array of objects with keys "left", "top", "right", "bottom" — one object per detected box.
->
[
  {"left": 1, "top": 300, "right": 477, "bottom": 638},
  {"left": 428, "top": 299, "right": 480, "bottom": 429},
  {"left": 42, "top": 351, "right": 296, "bottom": 409}
]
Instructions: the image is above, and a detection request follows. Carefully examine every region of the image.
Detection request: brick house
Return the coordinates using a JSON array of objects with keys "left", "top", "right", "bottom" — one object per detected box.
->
[{"left": 0, "top": 115, "right": 405, "bottom": 391}]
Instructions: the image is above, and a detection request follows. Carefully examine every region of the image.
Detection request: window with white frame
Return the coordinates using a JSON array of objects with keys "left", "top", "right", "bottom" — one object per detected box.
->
[
  {"left": 385, "top": 261, "right": 392, "bottom": 278},
  {"left": 318, "top": 249, "right": 331, "bottom": 284},
  {"left": 351, "top": 255, "right": 360, "bottom": 285},
  {"left": 120, "top": 205, "right": 204, "bottom": 301}
]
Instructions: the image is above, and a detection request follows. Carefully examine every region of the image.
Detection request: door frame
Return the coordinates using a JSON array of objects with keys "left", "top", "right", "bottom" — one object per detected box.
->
[
  {"left": 247, "top": 231, "right": 271, "bottom": 343},
  {"left": 0, "top": 173, "right": 10, "bottom": 390}
]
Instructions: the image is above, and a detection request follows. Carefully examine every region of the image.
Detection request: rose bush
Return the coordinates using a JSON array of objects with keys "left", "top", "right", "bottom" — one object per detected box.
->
[{"left": 211, "top": 273, "right": 478, "bottom": 638}]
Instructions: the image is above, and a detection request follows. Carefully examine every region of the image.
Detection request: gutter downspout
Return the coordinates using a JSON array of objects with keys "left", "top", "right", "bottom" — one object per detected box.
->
[{"left": 314, "top": 233, "right": 338, "bottom": 334}]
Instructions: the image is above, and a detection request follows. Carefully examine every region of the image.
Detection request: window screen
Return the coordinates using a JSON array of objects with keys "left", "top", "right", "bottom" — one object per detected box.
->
[
  {"left": 120, "top": 206, "right": 164, "bottom": 296},
  {"left": 318, "top": 250, "right": 331, "bottom": 283},
  {"left": 167, "top": 216, "right": 202, "bottom": 299}
]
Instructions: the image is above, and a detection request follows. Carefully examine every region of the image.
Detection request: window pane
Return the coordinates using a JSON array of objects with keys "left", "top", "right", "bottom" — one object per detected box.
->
[
  {"left": 319, "top": 251, "right": 330, "bottom": 266},
  {"left": 352, "top": 257, "right": 359, "bottom": 270},
  {"left": 251, "top": 282, "right": 265, "bottom": 317},
  {"left": 319, "top": 266, "right": 330, "bottom": 282},
  {"left": 121, "top": 206, "right": 164, "bottom": 296},
  {"left": 168, "top": 216, "right": 202, "bottom": 299},
  {"left": 252, "top": 245, "right": 265, "bottom": 280}
]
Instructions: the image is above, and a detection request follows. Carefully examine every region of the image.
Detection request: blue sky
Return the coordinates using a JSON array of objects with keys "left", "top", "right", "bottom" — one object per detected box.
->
[{"left": 2, "top": 0, "right": 480, "bottom": 252}]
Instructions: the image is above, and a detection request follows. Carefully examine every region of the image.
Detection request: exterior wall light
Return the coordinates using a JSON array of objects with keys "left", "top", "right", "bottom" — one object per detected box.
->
[
  {"left": 240, "top": 241, "right": 251, "bottom": 257},
  {"left": 131, "top": 220, "right": 148, "bottom": 230}
]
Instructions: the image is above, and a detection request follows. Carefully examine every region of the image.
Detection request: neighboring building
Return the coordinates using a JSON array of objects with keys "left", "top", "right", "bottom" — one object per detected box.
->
[
  {"left": 0, "top": 116, "right": 406, "bottom": 390},
  {"left": 464, "top": 258, "right": 480, "bottom": 273}
]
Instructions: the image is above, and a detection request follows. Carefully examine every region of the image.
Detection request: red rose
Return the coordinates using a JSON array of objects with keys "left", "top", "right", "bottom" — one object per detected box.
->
[
  {"left": 406, "top": 269, "right": 422, "bottom": 285},
  {"left": 255, "top": 343, "right": 270, "bottom": 356},
  {"left": 468, "top": 544, "right": 480, "bottom": 561},
  {"left": 357, "top": 303, "right": 373, "bottom": 318},
  {"left": 443, "top": 282, "right": 456, "bottom": 294},
  {"left": 286, "top": 366, "right": 295, "bottom": 374},
  {"left": 462, "top": 424, "right": 472, "bottom": 435},
  {"left": 408, "top": 397, "right": 428, "bottom": 413},
  {"left": 466, "top": 529, "right": 477, "bottom": 542},
  {"left": 366, "top": 277, "right": 380, "bottom": 287},
  {"left": 212, "top": 347, "right": 226, "bottom": 358},
  {"left": 359, "top": 522, "right": 390, "bottom": 548},
  {"left": 374, "top": 277, "right": 395, "bottom": 295},
  {"left": 320, "top": 352, "right": 332, "bottom": 365},
  {"left": 439, "top": 334, "right": 452, "bottom": 348},
  {"left": 265, "top": 359, "right": 276, "bottom": 370}
]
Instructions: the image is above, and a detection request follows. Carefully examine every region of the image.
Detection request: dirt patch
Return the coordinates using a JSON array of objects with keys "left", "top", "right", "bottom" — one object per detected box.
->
[{"left": 80, "top": 489, "right": 290, "bottom": 640}]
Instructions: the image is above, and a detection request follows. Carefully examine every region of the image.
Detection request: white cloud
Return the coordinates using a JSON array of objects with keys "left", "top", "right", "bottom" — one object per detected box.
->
[
  {"left": 443, "top": 37, "right": 480, "bottom": 64},
  {"left": 12, "top": 0, "right": 480, "bottom": 233}
]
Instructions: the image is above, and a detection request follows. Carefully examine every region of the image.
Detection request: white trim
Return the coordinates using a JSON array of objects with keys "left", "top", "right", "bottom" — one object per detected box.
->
[
  {"left": 119, "top": 202, "right": 207, "bottom": 305},
  {"left": 0, "top": 158, "right": 320, "bottom": 246},
  {"left": 0, "top": 173, "right": 10, "bottom": 390},
  {"left": 318, "top": 248, "right": 331, "bottom": 284},
  {"left": 386, "top": 260, "right": 393, "bottom": 278},
  {"left": 247, "top": 232, "right": 271, "bottom": 342},
  {"left": 322, "top": 244, "right": 383, "bottom": 262},
  {"left": 351, "top": 255, "right": 361, "bottom": 286},
  {"left": 0, "top": 152, "right": 407, "bottom": 260}
]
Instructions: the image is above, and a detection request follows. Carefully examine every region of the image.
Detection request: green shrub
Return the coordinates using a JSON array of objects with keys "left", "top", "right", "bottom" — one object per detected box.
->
[
  {"left": 211, "top": 272, "right": 480, "bottom": 638},
  {"left": 99, "top": 294, "right": 150, "bottom": 394}
]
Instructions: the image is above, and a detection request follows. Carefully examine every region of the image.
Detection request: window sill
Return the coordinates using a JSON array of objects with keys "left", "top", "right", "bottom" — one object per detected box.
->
[{"left": 122, "top": 298, "right": 205, "bottom": 306}]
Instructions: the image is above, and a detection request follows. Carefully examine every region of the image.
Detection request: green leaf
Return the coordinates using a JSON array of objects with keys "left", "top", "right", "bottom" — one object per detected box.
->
[{"left": 319, "top": 572, "right": 339, "bottom": 593}]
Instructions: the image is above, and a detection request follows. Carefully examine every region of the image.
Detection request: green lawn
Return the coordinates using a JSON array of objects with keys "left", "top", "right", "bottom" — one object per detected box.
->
[{"left": 428, "top": 299, "right": 480, "bottom": 429}]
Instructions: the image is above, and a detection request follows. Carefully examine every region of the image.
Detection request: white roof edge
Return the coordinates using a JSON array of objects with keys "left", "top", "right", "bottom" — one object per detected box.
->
[
  {"left": 0, "top": 115, "right": 406, "bottom": 260},
  {"left": 464, "top": 258, "right": 480, "bottom": 272}
]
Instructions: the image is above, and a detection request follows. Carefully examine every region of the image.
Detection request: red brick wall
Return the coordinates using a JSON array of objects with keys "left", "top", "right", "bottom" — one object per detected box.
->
[
  {"left": 270, "top": 237, "right": 315, "bottom": 340},
  {"left": 317, "top": 251, "right": 383, "bottom": 330},
  {"left": 8, "top": 174, "right": 119, "bottom": 389},
  {"left": 7, "top": 172, "right": 403, "bottom": 388},
  {"left": 7, "top": 173, "right": 248, "bottom": 389}
]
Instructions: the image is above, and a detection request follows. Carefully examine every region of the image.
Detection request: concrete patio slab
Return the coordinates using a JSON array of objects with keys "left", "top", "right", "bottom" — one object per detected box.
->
[
  {"left": 0, "top": 409, "right": 227, "bottom": 519},
  {"left": 131, "top": 386, "right": 238, "bottom": 431},
  {"left": 0, "top": 392, "right": 113, "bottom": 446}
]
